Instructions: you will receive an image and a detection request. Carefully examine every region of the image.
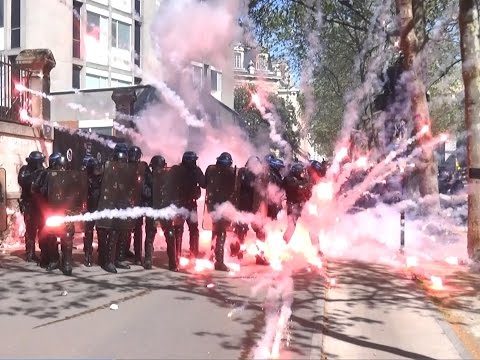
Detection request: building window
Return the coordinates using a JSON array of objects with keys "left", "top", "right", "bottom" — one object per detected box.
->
[
  {"left": 86, "top": 11, "right": 101, "bottom": 40},
  {"left": 135, "top": 0, "right": 140, "bottom": 15},
  {"left": 256, "top": 54, "right": 268, "bottom": 71},
  {"left": 211, "top": 70, "right": 218, "bottom": 92},
  {"left": 134, "top": 76, "right": 142, "bottom": 85},
  {"left": 111, "top": 78, "right": 131, "bottom": 87},
  {"left": 11, "top": 0, "right": 20, "bottom": 48},
  {"left": 72, "top": 66, "right": 81, "bottom": 89},
  {"left": 72, "top": 1, "right": 82, "bottom": 58},
  {"left": 234, "top": 52, "right": 242, "bottom": 69},
  {"left": 85, "top": 74, "right": 108, "bottom": 89},
  {"left": 134, "top": 21, "right": 140, "bottom": 66},
  {"left": 112, "top": 19, "right": 130, "bottom": 50},
  {"left": 192, "top": 66, "right": 203, "bottom": 88},
  {"left": 0, "top": 0, "right": 4, "bottom": 28}
]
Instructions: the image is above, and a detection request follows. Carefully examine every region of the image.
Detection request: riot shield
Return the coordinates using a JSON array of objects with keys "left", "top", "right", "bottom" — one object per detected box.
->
[
  {"left": 0, "top": 168, "right": 6, "bottom": 232},
  {"left": 46, "top": 169, "right": 88, "bottom": 233},
  {"left": 202, "top": 165, "right": 239, "bottom": 231},
  {"left": 96, "top": 161, "right": 146, "bottom": 230},
  {"left": 152, "top": 167, "right": 173, "bottom": 210}
]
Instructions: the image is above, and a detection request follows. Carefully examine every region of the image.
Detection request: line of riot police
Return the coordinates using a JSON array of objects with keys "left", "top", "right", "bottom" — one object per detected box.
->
[{"left": 17, "top": 145, "right": 330, "bottom": 276}]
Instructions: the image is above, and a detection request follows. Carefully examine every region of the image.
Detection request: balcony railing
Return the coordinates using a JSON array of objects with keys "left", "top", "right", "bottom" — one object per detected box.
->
[{"left": 0, "top": 57, "right": 32, "bottom": 124}]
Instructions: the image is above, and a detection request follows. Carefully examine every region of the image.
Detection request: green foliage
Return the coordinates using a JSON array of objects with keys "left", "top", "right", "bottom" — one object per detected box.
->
[
  {"left": 247, "top": 0, "right": 464, "bottom": 154},
  {"left": 234, "top": 84, "right": 300, "bottom": 154}
]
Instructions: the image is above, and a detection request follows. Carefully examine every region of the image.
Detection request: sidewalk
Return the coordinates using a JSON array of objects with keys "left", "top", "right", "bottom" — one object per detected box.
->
[{"left": 407, "top": 261, "right": 480, "bottom": 359}]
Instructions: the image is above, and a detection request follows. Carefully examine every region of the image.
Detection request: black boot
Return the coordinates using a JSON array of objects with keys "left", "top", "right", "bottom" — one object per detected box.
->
[
  {"left": 214, "top": 232, "right": 229, "bottom": 272},
  {"left": 115, "top": 231, "right": 131, "bottom": 270},
  {"left": 102, "top": 231, "right": 117, "bottom": 273},
  {"left": 175, "top": 227, "right": 183, "bottom": 265},
  {"left": 97, "top": 229, "right": 107, "bottom": 267},
  {"left": 38, "top": 237, "right": 50, "bottom": 269},
  {"left": 47, "top": 237, "right": 60, "bottom": 271},
  {"left": 25, "top": 238, "right": 39, "bottom": 262},
  {"left": 61, "top": 235, "right": 73, "bottom": 276},
  {"left": 83, "top": 223, "right": 94, "bottom": 267},
  {"left": 134, "top": 229, "right": 143, "bottom": 266},
  {"left": 144, "top": 239, "right": 153, "bottom": 270},
  {"left": 165, "top": 230, "right": 178, "bottom": 272}
]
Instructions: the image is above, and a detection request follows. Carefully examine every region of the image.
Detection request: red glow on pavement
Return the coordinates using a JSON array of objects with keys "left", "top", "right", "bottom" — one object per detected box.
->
[
  {"left": 45, "top": 216, "right": 64, "bottom": 227},
  {"left": 445, "top": 256, "right": 459, "bottom": 265},
  {"left": 194, "top": 258, "right": 214, "bottom": 272},
  {"left": 430, "top": 276, "right": 444, "bottom": 290},
  {"left": 179, "top": 257, "right": 190, "bottom": 267},
  {"left": 406, "top": 256, "right": 418, "bottom": 268}
]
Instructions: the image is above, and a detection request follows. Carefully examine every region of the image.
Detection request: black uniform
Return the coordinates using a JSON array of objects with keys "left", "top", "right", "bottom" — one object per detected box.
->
[
  {"left": 144, "top": 155, "right": 180, "bottom": 271},
  {"left": 96, "top": 145, "right": 145, "bottom": 273},
  {"left": 126, "top": 146, "right": 148, "bottom": 265},
  {"left": 34, "top": 154, "right": 87, "bottom": 275},
  {"left": 82, "top": 156, "right": 103, "bottom": 267},
  {"left": 17, "top": 151, "right": 45, "bottom": 262},
  {"left": 232, "top": 156, "right": 268, "bottom": 264},
  {"left": 171, "top": 151, "right": 205, "bottom": 258},
  {"left": 264, "top": 156, "right": 285, "bottom": 220},
  {"left": 283, "top": 163, "right": 312, "bottom": 243},
  {"left": 204, "top": 152, "right": 237, "bottom": 272}
]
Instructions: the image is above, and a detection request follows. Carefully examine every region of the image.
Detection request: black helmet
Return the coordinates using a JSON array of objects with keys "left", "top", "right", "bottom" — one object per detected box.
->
[
  {"left": 216, "top": 152, "right": 233, "bottom": 167},
  {"left": 270, "top": 158, "right": 285, "bottom": 170},
  {"left": 150, "top": 155, "right": 166, "bottom": 169},
  {"left": 113, "top": 151, "right": 128, "bottom": 163},
  {"left": 48, "top": 152, "right": 62, "bottom": 168},
  {"left": 81, "top": 155, "right": 94, "bottom": 169},
  {"left": 309, "top": 159, "right": 327, "bottom": 177},
  {"left": 182, "top": 151, "right": 198, "bottom": 165},
  {"left": 128, "top": 146, "right": 142, "bottom": 163},
  {"left": 114, "top": 143, "right": 129, "bottom": 153},
  {"left": 52, "top": 155, "right": 68, "bottom": 171},
  {"left": 26, "top": 151, "right": 45, "bottom": 164},
  {"left": 290, "top": 162, "right": 305, "bottom": 177}
]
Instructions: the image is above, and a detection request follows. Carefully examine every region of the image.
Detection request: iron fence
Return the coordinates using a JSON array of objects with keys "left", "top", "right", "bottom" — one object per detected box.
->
[{"left": 0, "top": 57, "right": 32, "bottom": 123}]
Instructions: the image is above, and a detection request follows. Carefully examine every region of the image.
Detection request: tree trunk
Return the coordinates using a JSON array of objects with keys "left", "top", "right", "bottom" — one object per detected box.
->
[
  {"left": 396, "top": 0, "right": 439, "bottom": 201},
  {"left": 459, "top": 0, "right": 480, "bottom": 260}
]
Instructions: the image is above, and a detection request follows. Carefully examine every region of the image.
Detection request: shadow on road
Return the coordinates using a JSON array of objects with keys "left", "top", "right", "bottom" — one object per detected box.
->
[{"left": 0, "top": 249, "right": 326, "bottom": 359}]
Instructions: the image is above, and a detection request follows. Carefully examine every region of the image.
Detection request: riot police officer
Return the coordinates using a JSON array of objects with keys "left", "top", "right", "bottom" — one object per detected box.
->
[
  {"left": 171, "top": 151, "right": 205, "bottom": 258},
  {"left": 205, "top": 152, "right": 237, "bottom": 271},
  {"left": 264, "top": 155, "right": 285, "bottom": 220},
  {"left": 35, "top": 153, "right": 83, "bottom": 275},
  {"left": 32, "top": 152, "right": 61, "bottom": 269},
  {"left": 82, "top": 156, "right": 103, "bottom": 267},
  {"left": 143, "top": 155, "right": 180, "bottom": 271},
  {"left": 307, "top": 160, "right": 327, "bottom": 186},
  {"left": 233, "top": 156, "right": 268, "bottom": 264},
  {"left": 283, "top": 162, "right": 312, "bottom": 243},
  {"left": 127, "top": 145, "right": 148, "bottom": 265},
  {"left": 96, "top": 146, "right": 130, "bottom": 273},
  {"left": 18, "top": 151, "right": 45, "bottom": 262}
]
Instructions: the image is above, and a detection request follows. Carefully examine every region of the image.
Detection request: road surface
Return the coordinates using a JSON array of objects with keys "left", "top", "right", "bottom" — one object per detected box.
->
[
  {"left": 0, "top": 250, "right": 324, "bottom": 359},
  {"left": 0, "top": 251, "right": 472, "bottom": 359}
]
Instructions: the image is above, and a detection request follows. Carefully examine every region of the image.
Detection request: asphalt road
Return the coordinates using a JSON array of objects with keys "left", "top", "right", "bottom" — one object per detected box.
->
[
  {"left": 0, "top": 250, "right": 324, "bottom": 360},
  {"left": 0, "top": 249, "right": 473, "bottom": 360}
]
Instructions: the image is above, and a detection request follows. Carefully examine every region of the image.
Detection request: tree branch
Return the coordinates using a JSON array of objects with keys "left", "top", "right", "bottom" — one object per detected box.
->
[
  {"left": 324, "top": 17, "right": 368, "bottom": 32},
  {"left": 427, "top": 58, "right": 461, "bottom": 89}
]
